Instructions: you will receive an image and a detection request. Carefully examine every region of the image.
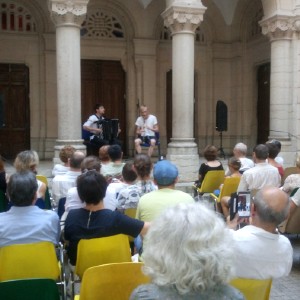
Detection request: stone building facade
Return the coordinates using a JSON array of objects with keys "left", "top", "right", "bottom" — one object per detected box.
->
[{"left": 0, "top": 0, "right": 299, "bottom": 181}]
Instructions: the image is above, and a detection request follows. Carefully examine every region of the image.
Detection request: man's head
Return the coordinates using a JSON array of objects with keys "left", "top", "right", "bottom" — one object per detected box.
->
[
  {"left": 108, "top": 144, "right": 122, "bottom": 162},
  {"left": 140, "top": 105, "right": 149, "bottom": 119},
  {"left": 69, "top": 151, "right": 86, "bottom": 170},
  {"left": 94, "top": 104, "right": 105, "bottom": 116},
  {"left": 81, "top": 155, "right": 101, "bottom": 173},
  {"left": 7, "top": 171, "right": 38, "bottom": 206},
  {"left": 122, "top": 162, "right": 137, "bottom": 183},
  {"left": 253, "top": 144, "right": 269, "bottom": 161},
  {"left": 233, "top": 143, "right": 247, "bottom": 158},
  {"left": 77, "top": 170, "right": 108, "bottom": 204},
  {"left": 153, "top": 160, "right": 178, "bottom": 187},
  {"left": 252, "top": 187, "right": 290, "bottom": 226},
  {"left": 265, "top": 142, "right": 279, "bottom": 160}
]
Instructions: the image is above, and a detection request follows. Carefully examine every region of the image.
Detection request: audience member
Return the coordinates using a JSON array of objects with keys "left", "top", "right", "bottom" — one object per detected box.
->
[
  {"left": 282, "top": 155, "right": 300, "bottom": 194},
  {"left": 52, "top": 150, "right": 85, "bottom": 205},
  {"left": 227, "top": 157, "right": 242, "bottom": 178},
  {"left": 133, "top": 154, "right": 157, "bottom": 195},
  {"left": 194, "top": 145, "right": 223, "bottom": 192},
  {"left": 0, "top": 171, "right": 60, "bottom": 247},
  {"left": 63, "top": 155, "right": 101, "bottom": 217},
  {"left": 100, "top": 144, "right": 125, "bottom": 182},
  {"left": 64, "top": 170, "right": 149, "bottom": 266},
  {"left": 98, "top": 145, "right": 110, "bottom": 165},
  {"left": 14, "top": 150, "right": 46, "bottom": 205},
  {"left": 237, "top": 144, "right": 281, "bottom": 192},
  {"left": 231, "top": 142, "right": 254, "bottom": 174},
  {"left": 134, "top": 105, "right": 159, "bottom": 157},
  {"left": 130, "top": 203, "right": 244, "bottom": 300},
  {"left": 117, "top": 162, "right": 140, "bottom": 211},
  {"left": 52, "top": 145, "right": 75, "bottom": 176},
  {"left": 270, "top": 139, "right": 284, "bottom": 166},
  {"left": 266, "top": 142, "right": 284, "bottom": 177},
  {"left": 228, "top": 187, "right": 292, "bottom": 279},
  {"left": 136, "top": 160, "right": 194, "bottom": 222}
]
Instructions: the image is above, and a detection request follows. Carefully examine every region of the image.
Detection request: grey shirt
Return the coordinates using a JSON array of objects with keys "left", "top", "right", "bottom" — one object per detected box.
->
[{"left": 130, "top": 283, "right": 245, "bottom": 300}]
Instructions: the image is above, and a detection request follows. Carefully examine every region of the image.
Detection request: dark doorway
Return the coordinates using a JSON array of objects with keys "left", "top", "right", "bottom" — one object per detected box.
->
[
  {"left": 257, "top": 63, "right": 270, "bottom": 144},
  {"left": 81, "top": 60, "right": 126, "bottom": 154},
  {"left": 0, "top": 64, "right": 30, "bottom": 159}
]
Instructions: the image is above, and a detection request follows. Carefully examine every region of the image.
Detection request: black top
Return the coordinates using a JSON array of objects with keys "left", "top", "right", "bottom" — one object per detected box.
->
[
  {"left": 0, "top": 171, "right": 6, "bottom": 193},
  {"left": 64, "top": 208, "right": 144, "bottom": 265},
  {"left": 198, "top": 162, "right": 224, "bottom": 181}
]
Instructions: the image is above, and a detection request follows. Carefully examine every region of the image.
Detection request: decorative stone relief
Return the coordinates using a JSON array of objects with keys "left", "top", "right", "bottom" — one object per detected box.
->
[
  {"left": 48, "top": 0, "right": 88, "bottom": 26},
  {"left": 162, "top": 5, "right": 206, "bottom": 34},
  {"left": 260, "top": 15, "right": 298, "bottom": 40}
]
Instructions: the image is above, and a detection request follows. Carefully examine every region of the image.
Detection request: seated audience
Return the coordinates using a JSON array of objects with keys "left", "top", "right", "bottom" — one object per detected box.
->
[
  {"left": 266, "top": 142, "right": 284, "bottom": 177},
  {"left": 133, "top": 154, "right": 157, "bottom": 195},
  {"left": 194, "top": 145, "right": 223, "bottom": 192},
  {"left": 63, "top": 155, "right": 102, "bottom": 218},
  {"left": 117, "top": 162, "right": 140, "bottom": 211},
  {"left": 237, "top": 144, "right": 281, "bottom": 192},
  {"left": 130, "top": 203, "right": 244, "bottom": 300},
  {"left": 98, "top": 145, "right": 110, "bottom": 165},
  {"left": 52, "top": 150, "right": 85, "bottom": 205},
  {"left": 14, "top": 150, "right": 46, "bottom": 206},
  {"left": 270, "top": 139, "right": 284, "bottom": 166},
  {"left": 228, "top": 187, "right": 293, "bottom": 279},
  {"left": 64, "top": 170, "right": 149, "bottom": 266},
  {"left": 226, "top": 157, "right": 242, "bottom": 178},
  {"left": 100, "top": 144, "right": 125, "bottom": 182},
  {"left": 52, "top": 145, "right": 75, "bottom": 176},
  {"left": 230, "top": 142, "right": 254, "bottom": 174},
  {"left": 136, "top": 160, "right": 194, "bottom": 222},
  {"left": 282, "top": 155, "right": 300, "bottom": 194},
  {"left": 0, "top": 171, "right": 60, "bottom": 247}
]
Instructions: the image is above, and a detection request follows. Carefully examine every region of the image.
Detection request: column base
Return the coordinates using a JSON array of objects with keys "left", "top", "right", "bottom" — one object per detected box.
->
[
  {"left": 53, "top": 139, "right": 86, "bottom": 164},
  {"left": 166, "top": 138, "right": 199, "bottom": 182}
]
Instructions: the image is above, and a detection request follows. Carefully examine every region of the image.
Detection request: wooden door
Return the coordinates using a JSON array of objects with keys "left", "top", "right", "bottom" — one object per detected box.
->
[
  {"left": 0, "top": 64, "right": 30, "bottom": 160},
  {"left": 81, "top": 60, "right": 126, "bottom": 153},
  {"left": 257, "top": 63, "right": 270, "bottom": 144}
]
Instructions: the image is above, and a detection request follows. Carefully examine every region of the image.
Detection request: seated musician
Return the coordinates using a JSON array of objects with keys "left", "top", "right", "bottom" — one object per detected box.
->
[{"left": 83, "top": 104, "right": 121, "bottom": 150}]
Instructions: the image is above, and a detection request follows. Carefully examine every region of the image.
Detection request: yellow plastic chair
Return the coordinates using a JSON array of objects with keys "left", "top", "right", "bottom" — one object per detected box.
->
[
  {"left": 124, "top": 208, "right": 137, "bottom": 243},
  {"left": 230, "top": 278, "right": 272, "bottom": 300},
  {"left": 197, "top": 170, "right": 225, "bottom": 194},
  {"left": 210, "top": 176, "right": 240, "bottom": 203},
  {"left": 36, "top": 174, "right": 49, "bottom": 186},
  {"left": 74, "top": 262, "right": 151, "bottom": 300},
  {"left": 0, "top": 241, "right": 66, "bottom": 299}
]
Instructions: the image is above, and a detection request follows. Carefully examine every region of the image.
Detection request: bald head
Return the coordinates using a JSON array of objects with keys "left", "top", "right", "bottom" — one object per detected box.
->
[
  {"left": 253, "top": 187, "right": 290, "bottom": 226},
  {"left": 70, "top": 151, "right": 86, "bottom": 169}
]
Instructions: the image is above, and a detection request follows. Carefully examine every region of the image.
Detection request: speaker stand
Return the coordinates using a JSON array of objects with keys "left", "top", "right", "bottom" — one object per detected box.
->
[{"left": 218, "top": 131, "right": 226, "bottom": 159}]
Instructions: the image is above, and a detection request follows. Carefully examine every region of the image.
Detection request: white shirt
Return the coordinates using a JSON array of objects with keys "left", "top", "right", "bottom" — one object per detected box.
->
[
  {"left": 103, "top": 181, "right": 126, "bottom": 211},
  {"left": 52, "top": 164, "right": 69, "bottom": 177},
  {"left": 239, "top": 157, "right": 255, "bottom": 173},
  {"left": 237, "top": 162, "right": 281, "bottom": 192},
  {"left": 231, "top": 225, "right": 293, "bottom": 279},
  {"left": 291, "top": 188, "right": 300, "bottom": 206},
  {"left": 135, "top": 114, "right": 158, "bottom": 137}
]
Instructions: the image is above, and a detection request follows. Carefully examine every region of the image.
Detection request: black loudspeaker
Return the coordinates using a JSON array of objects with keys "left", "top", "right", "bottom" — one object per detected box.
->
[{"left": 216, "top": 100, "right": 228, "bottom": 132}]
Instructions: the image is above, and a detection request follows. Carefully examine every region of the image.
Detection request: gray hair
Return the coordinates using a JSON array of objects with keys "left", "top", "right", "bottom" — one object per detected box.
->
[
  {"left": 234, "top": 143, "right": 247, "bottom": 155},
  {"left": 253, "top": 189, "right": 290, "bottom": 225},
  {"left": 14, "top": 150, "right": 39, "bottom": 172},
  {"left": 142, "top": 203, "right": 234, "bottom": 295},
  {"left": 7, "top": 171, "right": 38, "bottom": 206}
]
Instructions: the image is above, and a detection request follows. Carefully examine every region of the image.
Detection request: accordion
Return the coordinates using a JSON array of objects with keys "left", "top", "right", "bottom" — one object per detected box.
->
[{"left": 101, "top": 119, "right": 119, "bottom": 142}]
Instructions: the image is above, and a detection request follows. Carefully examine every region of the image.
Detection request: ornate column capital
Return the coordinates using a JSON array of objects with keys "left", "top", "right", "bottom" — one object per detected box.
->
[
  {"left": 161, "top": 3, "right": 206, "bottom": 35},
  {"left": 48, "top": 0, "right": 89, "bottom": 27},
  {"left": 259, "top": 15, "right": 299, "bottom": 40}
]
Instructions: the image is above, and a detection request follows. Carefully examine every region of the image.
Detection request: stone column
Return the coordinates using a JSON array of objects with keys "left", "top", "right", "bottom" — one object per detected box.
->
[
  {"left": 162, "top": 1, "right": 206, "bottom": 182},
  {"left": 48, "top": 0, "right": 89, "bottom": 160},
  {"left": 260, "top": 15, "right": 297, "bottom": 165}
]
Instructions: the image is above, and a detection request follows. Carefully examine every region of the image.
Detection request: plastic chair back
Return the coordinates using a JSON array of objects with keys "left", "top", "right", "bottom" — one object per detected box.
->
[
  {"left": 230, "top": 277, "right": 272, "bottom": 300},
  {"left": 36, "top": 174, "right": 48, "bottom": 186},
  {"left": 0, "top": 278, "right": 60, "bottom": 300},
  {"left": 124, "top": 208, "right": 137, "bottom": 242},
  {"left": 75, "top": 234, "right": 131, "bottom": 279},
  {"left": 212, "top": 177, "right": 240, "bottom": 203},
  {"left": 0, "top": 241, "right": 60, "bottom": 281},
  {"left": 198, "top": 170, "right": 225, "bottom": 193},
  {"left": 75, "top": 262, "right": 151, "bottom": 300}
]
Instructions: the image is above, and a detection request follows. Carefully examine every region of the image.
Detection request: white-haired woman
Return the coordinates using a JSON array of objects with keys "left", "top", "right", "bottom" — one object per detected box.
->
[{"left": 130, "top": 202, "right": 245, "bottom": 300}]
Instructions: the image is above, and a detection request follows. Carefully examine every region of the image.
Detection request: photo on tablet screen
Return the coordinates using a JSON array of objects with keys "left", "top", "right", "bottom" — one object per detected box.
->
[{"left": 237, "top": 192, "right": 251, "bottom": 217}]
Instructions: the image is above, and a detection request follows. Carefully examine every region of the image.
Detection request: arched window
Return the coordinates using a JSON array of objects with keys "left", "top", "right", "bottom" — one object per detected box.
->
[
  {"left": 81, "top": 9, "right": 125, "bottom": 38},
  {"left": 0, "top": 1, "right": 36, "bottom": 32}
]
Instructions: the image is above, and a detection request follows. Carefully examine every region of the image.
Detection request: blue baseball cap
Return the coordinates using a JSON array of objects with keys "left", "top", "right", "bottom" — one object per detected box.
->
[{"left": 153, "top": 160, "right": 178, "bottom": 186}]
